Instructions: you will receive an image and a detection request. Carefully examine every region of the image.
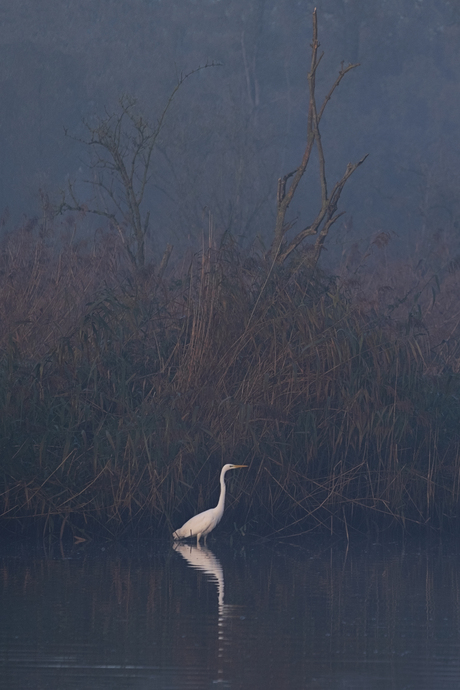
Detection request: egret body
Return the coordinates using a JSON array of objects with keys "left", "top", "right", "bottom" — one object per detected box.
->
[{"left": 172, "top": 463, "right": 247, "bottom": 544}]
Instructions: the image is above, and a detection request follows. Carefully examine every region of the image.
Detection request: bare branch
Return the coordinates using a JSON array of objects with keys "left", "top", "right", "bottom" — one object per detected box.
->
[
  {"left": 270, "top": 9, "right": 367, "bottom": 269},
  {"left": 277, "top": 154, "right": 368, "bottom": 265},
  {"left": 62, "top": 62, "right": 220, "bottom": 268},
  {"left": 318, "top": 61, "right": 360, "bottom": 124}
]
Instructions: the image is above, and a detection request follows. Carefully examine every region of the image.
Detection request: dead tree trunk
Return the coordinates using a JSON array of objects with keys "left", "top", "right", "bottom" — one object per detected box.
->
[{"left": 271, "top": 9, "right": 367, "bottom": 267}]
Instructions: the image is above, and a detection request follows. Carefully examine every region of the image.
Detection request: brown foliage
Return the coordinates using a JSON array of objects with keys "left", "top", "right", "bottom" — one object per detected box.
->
[{"left": 0, "top": 218, "right": 459, "bottom": 539}]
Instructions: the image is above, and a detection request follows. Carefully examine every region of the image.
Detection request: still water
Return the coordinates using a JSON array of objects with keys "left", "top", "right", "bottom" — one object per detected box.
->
[{"left": 1, "top": 535, "right": 460, "bottom": 689}]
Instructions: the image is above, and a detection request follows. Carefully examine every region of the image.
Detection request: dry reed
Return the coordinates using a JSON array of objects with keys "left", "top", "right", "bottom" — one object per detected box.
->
[{"left": 1, "top": 220, "right": 460, "bottom": 539}]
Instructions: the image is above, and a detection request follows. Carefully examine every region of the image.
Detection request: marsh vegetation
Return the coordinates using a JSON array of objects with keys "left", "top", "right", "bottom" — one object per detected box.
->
[{"left": 1, "top": 213, "right": 460, "bottom": 540}]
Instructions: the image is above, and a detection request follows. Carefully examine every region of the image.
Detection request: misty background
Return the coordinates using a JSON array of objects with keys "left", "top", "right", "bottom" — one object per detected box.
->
[{"left": 1, "top": 0, "right": 459, "bottom": 268}]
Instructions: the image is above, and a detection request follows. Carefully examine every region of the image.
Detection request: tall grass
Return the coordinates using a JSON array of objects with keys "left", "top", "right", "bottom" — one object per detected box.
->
[{"left": 1, "top": 220, "right": 460, "bottom": 538}]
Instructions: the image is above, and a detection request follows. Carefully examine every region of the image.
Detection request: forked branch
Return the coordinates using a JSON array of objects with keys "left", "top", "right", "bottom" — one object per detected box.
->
[{"left": 271, "top": 9, "right": 367, "bottom": 267}]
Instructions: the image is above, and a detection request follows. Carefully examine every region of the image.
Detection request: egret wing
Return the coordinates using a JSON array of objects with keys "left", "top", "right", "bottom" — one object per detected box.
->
[{"left": 173, "top": 507, "right": 218, "bottom": 540}]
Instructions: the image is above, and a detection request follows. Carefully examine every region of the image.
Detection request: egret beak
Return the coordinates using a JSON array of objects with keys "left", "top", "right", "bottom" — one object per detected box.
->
[{"left": 232, "top": 465, "right": 248, "bottom": 468}]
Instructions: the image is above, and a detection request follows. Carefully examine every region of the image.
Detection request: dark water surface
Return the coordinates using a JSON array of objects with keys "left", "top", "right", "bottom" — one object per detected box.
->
[{"left": 1, "top": 535, "right": 460, "bottom": 689}]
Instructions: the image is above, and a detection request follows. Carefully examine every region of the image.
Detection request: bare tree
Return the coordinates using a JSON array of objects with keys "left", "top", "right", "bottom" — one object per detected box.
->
[
  {"left": 271, "top": 9, "right": 367, "bottom": 267},
  {"left": 61, "top": 64, "right": 218, "bottom": 269}
]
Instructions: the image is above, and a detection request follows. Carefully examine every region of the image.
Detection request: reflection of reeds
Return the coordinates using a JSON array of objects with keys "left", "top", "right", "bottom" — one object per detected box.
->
[
  {"left": 1, "top": 223, "right": 460, "bottom": 537},
  {"left": 3, "top": 540, "right": 460, "bottom": 682}
]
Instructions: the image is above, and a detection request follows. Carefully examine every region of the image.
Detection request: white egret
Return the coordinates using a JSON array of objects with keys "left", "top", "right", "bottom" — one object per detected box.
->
[{"left": 172, "top": 464, "right": 247, "bottom": 544}]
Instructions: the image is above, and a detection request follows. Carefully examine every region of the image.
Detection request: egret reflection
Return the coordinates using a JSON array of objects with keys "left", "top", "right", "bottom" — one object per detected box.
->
[
  {"left": 172, "top": 541, "right": 225, "bottom": 608},
  {"left": 173, "top": 542, "right": 241, "bottom": 685}
]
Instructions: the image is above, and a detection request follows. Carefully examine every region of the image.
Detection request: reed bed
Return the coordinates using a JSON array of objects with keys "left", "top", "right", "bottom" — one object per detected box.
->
[{"left": 1, "top": 222, "right": 460, "bottom": 539}]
